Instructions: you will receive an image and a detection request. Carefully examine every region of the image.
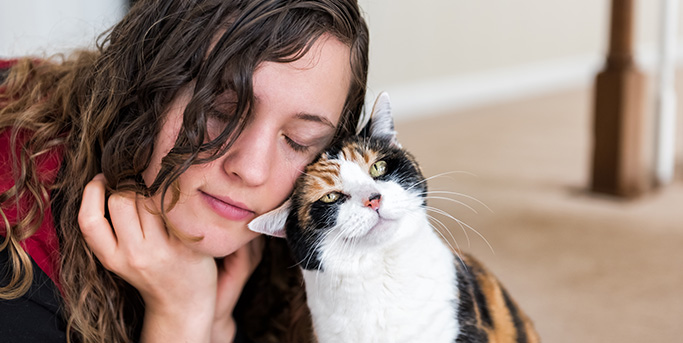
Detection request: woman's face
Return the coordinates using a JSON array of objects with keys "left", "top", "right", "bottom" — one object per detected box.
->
[{"left": 142, "top": 36, "right": 352, "bottom": 257}]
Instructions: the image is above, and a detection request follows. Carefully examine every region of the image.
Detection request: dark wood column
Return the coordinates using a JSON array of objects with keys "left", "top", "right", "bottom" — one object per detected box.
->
[{"left": 591, "top": 0, "right": 649, "bottom": 198}]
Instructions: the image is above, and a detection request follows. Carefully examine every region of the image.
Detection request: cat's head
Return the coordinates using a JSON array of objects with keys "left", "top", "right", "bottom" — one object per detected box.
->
[{"left": 248, "top": 93, "right": 427, "bottom": 271}]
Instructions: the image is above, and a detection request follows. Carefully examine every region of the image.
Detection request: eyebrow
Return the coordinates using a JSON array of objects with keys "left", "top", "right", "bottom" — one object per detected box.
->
[
  {"left": 252, "top": 95, "right": 337, "bottom": 129},
  {"left": 295, "top": 112, "right": 337, "bottom": 129}
]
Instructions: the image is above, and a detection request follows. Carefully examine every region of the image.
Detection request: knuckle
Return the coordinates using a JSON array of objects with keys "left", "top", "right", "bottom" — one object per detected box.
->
[
  {"left": 82, "top": 178, "right": 99, "bottom": 192},
  {"left": 98, "top": 257, "right": 118, "bottom": 272},
  {"left": 127, "top": 256, "right": 149, "bottom": 271},
  {"left": 77, "top": 212, "right": 99, "bottom": 231},
  {"left": 108, "top": 192, "right": 135, "bottom": 212}
]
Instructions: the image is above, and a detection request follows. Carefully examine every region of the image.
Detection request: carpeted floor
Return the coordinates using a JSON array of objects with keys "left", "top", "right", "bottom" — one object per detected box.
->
[{"left": 394, "top": 85, "right": 683, "bottom": 343}]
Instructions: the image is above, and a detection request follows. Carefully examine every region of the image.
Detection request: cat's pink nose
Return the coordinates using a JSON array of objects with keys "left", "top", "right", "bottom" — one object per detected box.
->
[{"left": 364, "top": 193, "right": 381, "bottom": 211}]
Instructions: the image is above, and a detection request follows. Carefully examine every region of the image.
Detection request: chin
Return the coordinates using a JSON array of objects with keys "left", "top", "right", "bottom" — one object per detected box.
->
[
  {"left": 185, "top": 228, "right": 258, "bottom": 258},
  {"left": 189, "top": 239, "right": 241, "bottom": 258}
]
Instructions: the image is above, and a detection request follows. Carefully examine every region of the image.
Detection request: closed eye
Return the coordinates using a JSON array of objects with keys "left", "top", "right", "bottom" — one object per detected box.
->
[{"left": 284, "top": 135, "right": 311, "bottom": 153}]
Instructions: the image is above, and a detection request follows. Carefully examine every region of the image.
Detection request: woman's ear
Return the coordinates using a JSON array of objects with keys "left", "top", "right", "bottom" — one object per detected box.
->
[{"left": 247, "top": 199, "right": 291, "bottom": 238}]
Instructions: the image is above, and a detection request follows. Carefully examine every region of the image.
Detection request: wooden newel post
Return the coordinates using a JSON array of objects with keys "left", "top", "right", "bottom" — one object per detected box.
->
[{"left": 591, "top": 0, "right": 649, "bottom": 198}]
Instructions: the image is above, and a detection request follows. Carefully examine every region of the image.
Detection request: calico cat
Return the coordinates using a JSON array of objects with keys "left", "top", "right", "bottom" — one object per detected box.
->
[{"left": 249, "top": 93, "right": 540, "bottom": 343}]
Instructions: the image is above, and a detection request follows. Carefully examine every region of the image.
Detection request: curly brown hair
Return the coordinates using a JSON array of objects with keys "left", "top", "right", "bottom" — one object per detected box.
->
[{"left": 0, "top": 0, "right": 368, "bottom": 342}]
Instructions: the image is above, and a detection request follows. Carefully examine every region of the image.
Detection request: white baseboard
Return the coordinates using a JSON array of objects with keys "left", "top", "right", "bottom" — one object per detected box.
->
[{"left": 370, "top": 42, "right": 683, "bottom": 122}]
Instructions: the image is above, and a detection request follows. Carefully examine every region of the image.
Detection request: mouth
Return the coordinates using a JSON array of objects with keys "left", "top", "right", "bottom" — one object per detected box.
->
[{"left": 200, "top": 191, "right": 255, "bottom": 221}]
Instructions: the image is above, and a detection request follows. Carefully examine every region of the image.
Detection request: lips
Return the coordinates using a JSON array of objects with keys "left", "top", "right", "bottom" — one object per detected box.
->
[{"left": 200, "top": 191, "right": 255, "bottom": 221}]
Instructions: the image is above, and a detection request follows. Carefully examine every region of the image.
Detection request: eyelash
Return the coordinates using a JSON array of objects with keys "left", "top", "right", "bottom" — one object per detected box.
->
[
  {"left": 207, "top": 108, "right": 231, "bottom": 122},
  {"left": 285, "top": 136, "right": 311, "bottom": 153}
]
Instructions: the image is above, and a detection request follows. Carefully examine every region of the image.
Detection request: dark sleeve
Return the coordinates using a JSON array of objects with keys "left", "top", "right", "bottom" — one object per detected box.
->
[{"left": 0, "top": 246, "right": 68, "bottom": 343}]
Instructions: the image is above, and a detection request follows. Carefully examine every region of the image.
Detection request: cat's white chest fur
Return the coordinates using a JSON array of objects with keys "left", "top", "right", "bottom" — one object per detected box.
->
[{"left": 302, "top": 217, "right": 459, "bottom": 343}]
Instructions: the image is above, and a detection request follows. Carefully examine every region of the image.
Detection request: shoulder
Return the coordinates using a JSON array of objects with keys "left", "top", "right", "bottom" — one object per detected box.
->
[{"left": 0, "top": 247, "right": 67, "bottom": 343}]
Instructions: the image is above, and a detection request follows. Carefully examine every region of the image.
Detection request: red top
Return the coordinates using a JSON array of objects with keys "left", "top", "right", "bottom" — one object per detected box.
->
[
  {"left": 0, "top": 59, "right": 18, "bottom": 70},
  {"left": 1, "top": 59, "right": 64, "bottom": 290},
  {"left": 0, "top": 129, "right": 64, "bottom": 290}
]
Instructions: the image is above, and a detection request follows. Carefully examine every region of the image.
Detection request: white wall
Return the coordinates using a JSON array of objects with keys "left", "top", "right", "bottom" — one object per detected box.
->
[
  {"left": 0, "top": 0, "right": 127, "bottom": 57},
  {"left": 359, "top": 0, "right": 683, "bottom": 119}
]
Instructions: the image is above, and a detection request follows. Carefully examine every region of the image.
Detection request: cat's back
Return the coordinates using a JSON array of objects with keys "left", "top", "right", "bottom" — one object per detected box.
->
[{"left": 454, "top": 253, "right": 540, "bottom": 343}]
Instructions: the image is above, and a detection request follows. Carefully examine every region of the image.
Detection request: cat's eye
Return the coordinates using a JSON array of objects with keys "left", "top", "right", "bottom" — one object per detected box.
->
[
  {"left": 320, "top": 192, "right": 341, "bottom": 203},
  {"left": 369, "top": 161, "right": 388, "bottom": 178}
]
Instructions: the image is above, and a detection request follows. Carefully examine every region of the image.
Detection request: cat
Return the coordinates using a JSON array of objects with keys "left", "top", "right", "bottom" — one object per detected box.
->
[{"left": 249, "top": 93, "right": 540, "bottom": 343}]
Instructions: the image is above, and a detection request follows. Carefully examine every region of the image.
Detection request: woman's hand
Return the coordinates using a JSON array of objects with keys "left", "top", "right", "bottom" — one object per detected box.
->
[{"left": 78, "top": 174, "right": 219, "bottom": 342}]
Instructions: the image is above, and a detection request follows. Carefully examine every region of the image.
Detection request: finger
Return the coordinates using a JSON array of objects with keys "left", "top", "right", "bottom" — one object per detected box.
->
[
  {"left": 108, "top": 191, "right": 144, "bottom": 247},
  {"left": 136, "top": 195, "right": 168, "bottom": 241},
  {"left": 78, "top": 174, "right": 117, "bottom": 262}
]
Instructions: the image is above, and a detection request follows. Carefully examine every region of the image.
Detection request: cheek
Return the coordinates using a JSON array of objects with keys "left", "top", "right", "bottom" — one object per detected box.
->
[{"left": 262, "top": 158, "right": 309, "bottom": 212}]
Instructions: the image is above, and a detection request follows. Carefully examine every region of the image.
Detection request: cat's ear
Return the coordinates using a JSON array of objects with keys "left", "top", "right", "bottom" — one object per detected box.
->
[
  {"left": 368, "top": 92, "right": 401, "bottom": 148},
  {"left": 247, "top": 199, "right": 291, "bottom": 238}
]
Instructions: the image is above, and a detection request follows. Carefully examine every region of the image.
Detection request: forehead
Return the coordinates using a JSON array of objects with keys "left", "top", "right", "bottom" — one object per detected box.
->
[{"left": 252, "top": 35, "right": 352, "bottom": 128}]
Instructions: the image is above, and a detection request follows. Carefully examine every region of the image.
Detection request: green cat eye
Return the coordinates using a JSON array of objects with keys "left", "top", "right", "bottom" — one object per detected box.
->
[
  {"left": 369, "top": 160, "right": 388, "bottom": 178},
  {"left": 320, "top": 192, "right": 341, "bottom": 203}
]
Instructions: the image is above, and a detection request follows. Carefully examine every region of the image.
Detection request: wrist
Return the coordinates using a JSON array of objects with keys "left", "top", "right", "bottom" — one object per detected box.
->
[
  {"left": 141, "top": 310, "right": 213, "bottom": 343},
  {"left": 141, "top": 300, "right": 216, "bottom": 343}
]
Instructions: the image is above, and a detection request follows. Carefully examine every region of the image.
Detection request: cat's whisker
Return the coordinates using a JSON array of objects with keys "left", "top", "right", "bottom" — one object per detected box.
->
[
  {"left": 296, "top": 238, "right": 316, "bottom": 268},
  {"left": 426, "top": 206, "right": 495, "bottom": 255},
  {"left": 452, "top": 250, "right": 470, "bottom": 276},
  {"left": 321, "top": 227, "right": 351, "bottom": 277},
  {"left": 407, "top": 171, "right": 478, "bottom": 191},
  {"left": 314, "top": 230, "right": 341, "bottom": 291},
  {"left": 425, "top": 217, "right": 470, "bottom": 274},
  {"left": 420, "top": 190, "right": 493, "bottom": 213},
  {"left": 408, "top": 209, "right": 471, "bottom": 279},
  {"left": 425, "top": 196, "right": 479, "bottom": 214},
  {"left": 425, "top": 206, "right": 471, "bottom": 248},
  {"left": 425, "top": 213, "right": 462, "bottom": 255},
  {"left": 298, "top": 231, "right": 330, "bottom": 271}
]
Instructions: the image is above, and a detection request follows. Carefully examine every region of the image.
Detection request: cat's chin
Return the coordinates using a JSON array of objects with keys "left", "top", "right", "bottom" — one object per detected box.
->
[{"left": 371, "top": 217, "right": 397, "bottom": 235}]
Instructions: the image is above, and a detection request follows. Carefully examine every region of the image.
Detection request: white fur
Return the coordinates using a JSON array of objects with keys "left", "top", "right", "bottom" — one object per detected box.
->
[{"left": 304, "top": 219, "right": 459, "bottom": 343}]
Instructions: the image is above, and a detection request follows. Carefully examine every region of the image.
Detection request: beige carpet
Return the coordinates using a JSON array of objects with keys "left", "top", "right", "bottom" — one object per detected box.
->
[{"left": 394, "top": 85, "right": 683, "bottom": 343}]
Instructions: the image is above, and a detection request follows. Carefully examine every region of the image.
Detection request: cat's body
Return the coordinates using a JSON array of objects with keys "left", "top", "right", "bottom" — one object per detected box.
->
[
  {"left": 250, "top": 93, "right": 539, "bottom": 343},
  {"left": 301, "top": 209, "right": 458, "bottom": 342}
]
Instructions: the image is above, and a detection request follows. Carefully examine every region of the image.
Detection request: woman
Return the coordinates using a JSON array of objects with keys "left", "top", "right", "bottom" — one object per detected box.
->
[{"left": 0, "top": 0, "right": 369, "bottom": 342}]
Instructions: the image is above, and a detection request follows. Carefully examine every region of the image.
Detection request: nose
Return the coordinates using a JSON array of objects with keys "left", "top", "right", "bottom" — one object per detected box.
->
[
  {"left": 221, "top": 122, "right": 273, "bottom": 187},
  {"left": 364, "top": 193, "right": 382, "bottom": 211}
]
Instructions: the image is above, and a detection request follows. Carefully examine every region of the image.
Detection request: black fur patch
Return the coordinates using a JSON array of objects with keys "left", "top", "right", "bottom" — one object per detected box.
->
[
  {"left": 455, "top": 259, "right": 489, "bottom": 343},
  {"left": 285, "top": 194, "right": 345, "bottom": 271},
  {"left": 503, "top": 287, "right": 528, "bottom": 343}
]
